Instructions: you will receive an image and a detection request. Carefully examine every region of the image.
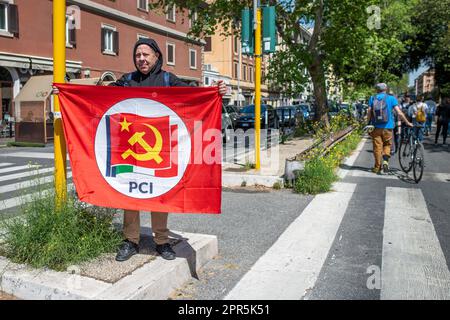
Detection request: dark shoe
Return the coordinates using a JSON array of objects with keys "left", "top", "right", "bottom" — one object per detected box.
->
[
  {"left": 382, "top": 160, "right": 389, "bottom": 174},
  {"left": 115, "top": 240, "right": 139, "bottom": 262},
  {"left": 156, "top": 243, "right": 176, "bottom": 260}
]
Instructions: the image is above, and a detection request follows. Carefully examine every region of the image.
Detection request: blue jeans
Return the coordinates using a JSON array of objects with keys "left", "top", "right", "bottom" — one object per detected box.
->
[
  {"left": 425, "top": 114, "right": 433, "bottom": 134},
  {"left": 414, "top": 121, "right": 425, "bottom": 142}
]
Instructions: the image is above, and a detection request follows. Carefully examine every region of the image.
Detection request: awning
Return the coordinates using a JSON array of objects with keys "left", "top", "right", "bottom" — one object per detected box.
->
[
  {"left": 0, "top": 52, "right": 82, "bottom": 73},
  {"left": 15, "top": 75, "right": 53, "bottom": 102}
]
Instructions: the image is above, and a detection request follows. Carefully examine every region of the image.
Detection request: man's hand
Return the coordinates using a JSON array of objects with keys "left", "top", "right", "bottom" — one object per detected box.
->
[
  {"left": 213, "top": 80, "right": 227, "bottom": 96},
  {"left": 51, "top": 85, "right": 59, "bottom": 95}
]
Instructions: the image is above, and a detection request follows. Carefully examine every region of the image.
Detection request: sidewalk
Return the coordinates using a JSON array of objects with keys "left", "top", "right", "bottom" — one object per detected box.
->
[
  {"left": 222, "top": 135, "right": 314, "bottom": 187},
  {"left": 0, "top": 137, "right": 14, "bottom": 148}
]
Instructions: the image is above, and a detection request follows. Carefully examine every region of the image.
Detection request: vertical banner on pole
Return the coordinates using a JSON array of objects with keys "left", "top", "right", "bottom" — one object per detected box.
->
[{"left": 53, "top": 0, "right": 67, "bottom": 204}]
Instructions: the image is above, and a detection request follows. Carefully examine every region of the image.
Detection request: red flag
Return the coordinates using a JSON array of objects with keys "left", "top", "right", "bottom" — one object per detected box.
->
[{"left": 55, "top": 84, "right": 222, "bottom": 214}]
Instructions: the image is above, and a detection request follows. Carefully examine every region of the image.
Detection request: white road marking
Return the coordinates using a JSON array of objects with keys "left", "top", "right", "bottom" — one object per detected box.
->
[
  {"left": 0, "top": 163, "right": 14, "bottom": 168},
  {"left": 0, "top": 172, "right": 72, "bottom": 194},
  {"left": 348, "top": 170, "right": 450, "bottom": 182},
  {"left": 0, "top": 167, "right": 55, "bottom": 182},
  {"left": 337, "top": 137, "right": 368, "bottom": 179},
  {"left": 381, "top": 187, "right": 450, "bottom": 300},
  {"left": 225, "top": 182, "right": 357, "bottom": 300},
  {"left": 0, "top": 183, "right": 75, "bottom": 211},
  {"left": 0, "top": 164, "right": 41, "bottom": 174},
  {"left": 0, "top": 152, "right": 68, "bottom": 160}
]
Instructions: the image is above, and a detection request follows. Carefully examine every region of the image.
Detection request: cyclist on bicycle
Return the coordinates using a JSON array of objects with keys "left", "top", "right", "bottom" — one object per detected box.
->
[{"left": 367, "top": 83, "right": 413, "bottom": 174}]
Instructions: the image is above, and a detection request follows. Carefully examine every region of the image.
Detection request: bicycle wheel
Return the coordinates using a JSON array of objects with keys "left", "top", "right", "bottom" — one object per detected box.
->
[
  {"left": 413, "top": 143, "right": 425, "bottom": 183},
  {"left": 398, "top": 140, "right": 413, "bottom": 173}
]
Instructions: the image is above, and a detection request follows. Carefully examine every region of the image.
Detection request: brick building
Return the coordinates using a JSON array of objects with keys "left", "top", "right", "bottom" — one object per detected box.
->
[{"left": 0, "top": 0, "right": 204, "bottom": 125}]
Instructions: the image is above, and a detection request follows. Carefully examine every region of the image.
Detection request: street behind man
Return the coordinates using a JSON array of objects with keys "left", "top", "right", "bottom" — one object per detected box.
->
[
  {"left": 367, "top": 83, "right": 413, "bottom": 174},
  {"left": 109, "top": 38, "right": 227, "bottom": 261}
]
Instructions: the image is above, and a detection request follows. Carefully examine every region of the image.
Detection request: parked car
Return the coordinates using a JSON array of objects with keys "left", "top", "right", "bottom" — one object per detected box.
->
[
  {"left": 222, "top": 104, "right": 234, "bottom": 143},
  {"left": 224, "top": 104, "right": 240, "bottom": 127},
  {"left": 235, "top": 104, "right": 279, "bottom": 130},
  {"left": 295, "top": 104, "right": 312, "bottom": 121},
  {"left": 276, "top": 106, "right": 298, "bottom": 127}
]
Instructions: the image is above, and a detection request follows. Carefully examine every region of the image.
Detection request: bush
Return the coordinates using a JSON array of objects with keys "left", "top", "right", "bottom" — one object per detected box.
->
[
  {"left": 294, "top": 131, "right": 362, "bottom": 195},
  {"left": 0, "top": 189, "right": 122, "bottom": 271},
  {"left": 294, "top": 157, "right": 337, "bottom": 194}
]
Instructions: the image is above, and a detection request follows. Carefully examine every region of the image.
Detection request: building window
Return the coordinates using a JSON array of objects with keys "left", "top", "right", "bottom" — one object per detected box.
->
[
  {"left": 204, "top": 36, "right": 212, "bottom": 52},
  {"left": 101, "top": 25, "right": 118, "bottom": 55},
  {"left": 0, "top": 2, "right": 18, "bottom": 36},
  {"left": 189, "top": 10, "right": 197, "bottom": 28},
  {"left": 0, "top": 3, "right": 7, "bottom": 31},
  {"left": 166, "top": 5, "right": 176, "bottom": 22},
  {"left": 137, "top": 0, "right": 148, "bottom": 11},
  {"left": 204, "top": 77, "right": 210, "bottom": 86},
  {"left": 66, "top": 15, "right": 76, "bottom": 48},
  {"left": 234, "top": 36, "right": 238, "bottom": 55},
  {"left": 137, "top": 33, "right": 148, "bottom": 40},
  {"left": 243, "top": 65, "right": 247, "bottom": 81},
  {"left": 166, "top": 43, "right": 175, "bottom": 65},
  {"left": 234, "top": 62, "right": 238, "bottom": 79},
  {"left": 189, "top": 49, "right": 197, "bottom": 69},
  {"left": 249, "top": 66, "right": 253, "bottom": 83}
]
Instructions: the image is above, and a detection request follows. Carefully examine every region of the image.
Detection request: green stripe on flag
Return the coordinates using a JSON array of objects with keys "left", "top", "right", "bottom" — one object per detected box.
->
[{"left": 114, "top": 165, "right": 134, "bottom": 175}]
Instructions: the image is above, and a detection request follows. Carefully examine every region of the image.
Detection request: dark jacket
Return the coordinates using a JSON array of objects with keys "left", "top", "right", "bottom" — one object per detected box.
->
[
  {"left": 109, "top": 38, "right": 187, "bottom": 88},
  {"left": 436, "top": 103, "right": 450, "bottom": 123}
]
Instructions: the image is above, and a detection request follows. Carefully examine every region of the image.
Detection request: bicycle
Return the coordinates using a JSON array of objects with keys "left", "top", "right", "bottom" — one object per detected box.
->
[{"left": 398, "top": 124, "right": 425, "bottom": 183}]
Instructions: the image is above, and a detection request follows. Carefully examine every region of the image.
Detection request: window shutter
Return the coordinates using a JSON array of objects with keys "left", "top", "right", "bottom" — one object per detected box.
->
[
  {"left": 8, "top": 4, "right": 19, "bottom": 35},
  {"left": 205, "top": 37, "right": 212, "bottom": 52},
  {"left": 101, "top": 28, "right": 105, "bottom": 52},
  {"left": 113, "top": 31, "right": 119, "bottom": 55},
  {"left": 69, "top": 28, "right": 76, "bottom": 47}
]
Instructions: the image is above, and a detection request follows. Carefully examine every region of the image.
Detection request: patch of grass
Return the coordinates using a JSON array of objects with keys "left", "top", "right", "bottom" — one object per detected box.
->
[
  {"left": 7, "top": 142, "right": 46, "bottom": 147},
  {"left": 294, "top": 158, "right": 337, "bottom": 195},
  {"left": 294, "top": 131, "right": 362, "bottom": 195},
  {"left": 272, "top": 182, "right": 282, "bottom": 190},
  {"left": 244, "top": 161, "right": 255, "bottom": 170},
  {"left": 0, "top": 189, "right": 122, "bottom": 271}
]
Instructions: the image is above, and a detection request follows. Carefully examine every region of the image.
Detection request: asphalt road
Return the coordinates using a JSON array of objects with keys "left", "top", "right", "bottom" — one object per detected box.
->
[{"left": 1, "top": 127, "right": 449, "bottom": 300}]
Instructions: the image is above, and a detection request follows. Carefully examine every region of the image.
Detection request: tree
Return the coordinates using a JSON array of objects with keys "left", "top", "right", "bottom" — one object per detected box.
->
[
  {"left": 404, "top": 0, "right": 450, "bottom": 96},
  {"left": 149, "top": 0, "right": 415, "bottom": 125}
]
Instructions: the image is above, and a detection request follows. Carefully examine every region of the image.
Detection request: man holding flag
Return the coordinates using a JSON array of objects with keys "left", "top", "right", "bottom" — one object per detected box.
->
[
  {"left": 109, "top": 38, "right": 227, "bottom": 261},
  {"left": 56, "top": 38, "right": 226, "bottom": 262}
]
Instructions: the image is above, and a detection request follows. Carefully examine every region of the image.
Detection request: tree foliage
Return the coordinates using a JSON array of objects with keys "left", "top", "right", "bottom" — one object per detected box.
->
[
  {"left": 404, "top": 0, "right": 450, "bottom": 95},
  {"left": 149, "top": 1, "right": 427, "bottom": 118}
]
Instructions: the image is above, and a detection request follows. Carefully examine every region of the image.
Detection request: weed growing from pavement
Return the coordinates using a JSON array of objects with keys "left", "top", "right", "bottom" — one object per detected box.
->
[
  {"left": 294, "top": 124, "right": 362, "bottom": 195},
  {"left": 0, "top": 177, "right": 122, "bottom": 271}
]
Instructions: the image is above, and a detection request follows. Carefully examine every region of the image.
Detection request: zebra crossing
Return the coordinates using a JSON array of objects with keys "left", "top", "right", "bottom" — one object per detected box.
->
[
  {"left": 225, "top": 181, "right": 450, "bottom": 300},
  {"left": 226, "top": 135, "right": 450, "bottom": 300},
  {"left": 0, "top": 159, "right": 73, "bottom": 214}
]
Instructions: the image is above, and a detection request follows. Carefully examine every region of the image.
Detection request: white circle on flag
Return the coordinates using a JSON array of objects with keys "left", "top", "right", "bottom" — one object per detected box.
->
[{"left": 94, "top": 98, "right": 191, "bottom": 199}]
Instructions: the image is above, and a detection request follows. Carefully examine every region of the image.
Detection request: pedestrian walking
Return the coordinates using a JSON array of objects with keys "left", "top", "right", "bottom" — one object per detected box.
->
[
  {"left": 424, "top": 95, "right": 437, "bottom": 136},
  {"left": 410, "top": 95, "right": 428, "bottom": 142},
  {"left": 367, "top": 83, "right": 413, "bottom": 174},
  {"left": 435, "top": 95, "right": 450, "bottom": 146}
]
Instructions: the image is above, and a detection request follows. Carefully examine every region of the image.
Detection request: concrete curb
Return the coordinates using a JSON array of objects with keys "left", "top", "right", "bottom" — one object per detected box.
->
[
  {"left": 222, "top": 173, "right": 283, "bottom": 188},
  {"left": 0, "top": 231, "right": 218, "bottom": 300}
]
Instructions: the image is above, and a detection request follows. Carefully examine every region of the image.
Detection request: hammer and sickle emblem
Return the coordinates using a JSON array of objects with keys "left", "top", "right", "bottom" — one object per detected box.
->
[{"left": 121, "top": 124, "right": 163, "bottom": 163}]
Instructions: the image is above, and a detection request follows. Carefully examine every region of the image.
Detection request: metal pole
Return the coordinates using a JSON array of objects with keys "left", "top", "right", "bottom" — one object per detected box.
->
[
  {"left": 53, "top": 0, "right": 67, "bottom": 206},
  {"left": 254, "top": 0, "right": 261, "bottom": 170}
]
